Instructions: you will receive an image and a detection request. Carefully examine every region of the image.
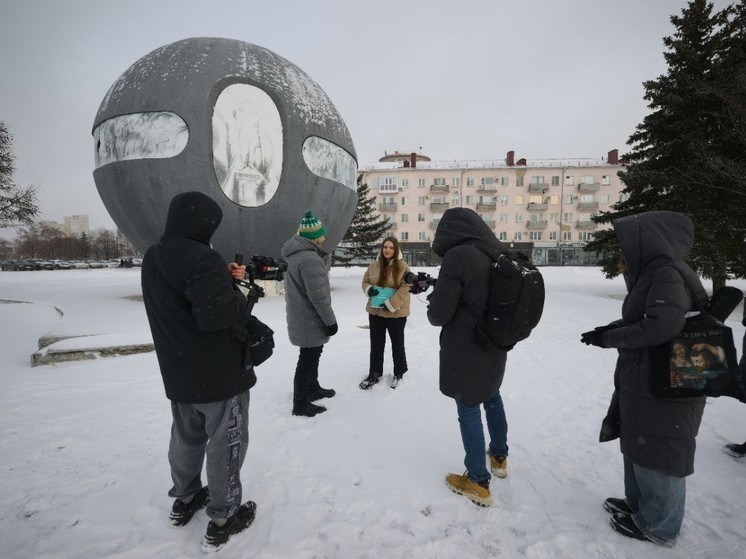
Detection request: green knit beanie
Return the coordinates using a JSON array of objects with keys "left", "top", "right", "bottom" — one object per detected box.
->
[{"left": 298, "top": 210, "right": 327, "bottom": 239}]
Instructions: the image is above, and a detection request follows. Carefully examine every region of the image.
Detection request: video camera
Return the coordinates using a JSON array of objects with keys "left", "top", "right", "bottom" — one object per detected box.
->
[
  {"left": 404, "top": 271, "right": 437, "bottom": 295},
  {"left": 245, "top": 254, "right": 287, "bottom": 282}
]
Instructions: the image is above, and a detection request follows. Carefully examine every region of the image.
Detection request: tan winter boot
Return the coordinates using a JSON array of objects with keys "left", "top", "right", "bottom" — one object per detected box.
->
[
  {"left": 489, "top": 455, "right": 508, "bottom": 479},
  {"left": 445, "top": 472, "right": 492, "bottom": 507}
]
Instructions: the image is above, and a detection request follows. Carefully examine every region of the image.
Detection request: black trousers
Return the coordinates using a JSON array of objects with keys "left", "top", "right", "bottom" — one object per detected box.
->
[
  {"left": 293, "top": 345, "right": 324, "bottom": 404},
  {"left": 369, "top": 314, "right": 407, "bottom": 378}
]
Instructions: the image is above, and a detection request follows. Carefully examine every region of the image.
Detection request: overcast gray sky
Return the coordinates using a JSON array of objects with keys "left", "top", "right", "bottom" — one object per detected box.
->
[{"left": 0, "top": 0, "right": 732, "bottom": 234}]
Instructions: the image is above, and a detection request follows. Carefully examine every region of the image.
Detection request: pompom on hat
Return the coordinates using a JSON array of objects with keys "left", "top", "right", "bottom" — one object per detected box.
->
[{"left": 298, "top": 210, "right": 327, "bottom": 240}]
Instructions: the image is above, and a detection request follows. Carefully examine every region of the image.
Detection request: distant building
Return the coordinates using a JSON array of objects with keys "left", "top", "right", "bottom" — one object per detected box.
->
[
  {"left": 358, "top": 149, "right": 626, "bottom": 266},
  {"left": 63, "top": 215, "right": 90, "bottom": 237}
]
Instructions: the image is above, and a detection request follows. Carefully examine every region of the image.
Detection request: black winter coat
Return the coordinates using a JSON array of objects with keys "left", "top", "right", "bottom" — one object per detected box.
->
[
  {"left": 141, "top": 191, "right": 255, "bottom": 404},
  {"left": 600, "top": 211, "right": 708, "bottom": 477},
  {"left": 427, "top": 208, "right": 508, "bottom": 405}
]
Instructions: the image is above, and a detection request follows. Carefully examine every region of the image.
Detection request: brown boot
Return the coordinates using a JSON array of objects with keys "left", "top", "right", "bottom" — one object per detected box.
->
[{"left": 445, "top": 472, "right": 492, "bottom": 507}]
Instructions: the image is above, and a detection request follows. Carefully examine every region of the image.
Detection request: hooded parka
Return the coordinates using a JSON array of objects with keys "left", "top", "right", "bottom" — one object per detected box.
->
[
  {"left": 281, "top": 234, "right": 337, "bottom": 347},
  {"left": 427, "top": 207, "right": 508, "bottom": 405},
  {"left": 600, "top": 211, "right": 708, "bottom": 478},
  {"left": 141, "top": 191, "right": 255, "bottom": 404}
]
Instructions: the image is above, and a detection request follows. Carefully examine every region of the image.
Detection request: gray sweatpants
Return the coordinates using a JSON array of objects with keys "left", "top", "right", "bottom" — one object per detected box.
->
[{"left": 167, "top": 390, "right": 250, "bottom": 520}]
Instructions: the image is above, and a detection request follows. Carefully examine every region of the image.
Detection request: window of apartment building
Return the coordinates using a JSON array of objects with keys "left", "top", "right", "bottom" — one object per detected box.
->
[
  {"left": 382, "top": 195, "right": 395, "bottom": 205},
  {"left": 417, "top": 213, "right": 425, "bottom": 222},
  {"left": 549, "top": 212, "right": 559, "bottom": 222},
  {"left": 465, "top": 195, "right": 474, "bottom": 205},
  {"left": 480, "top": 195, "right": 493, "bottom": 204},
  {"left": 433, "top": 177, "right": 446, "bottom": 186},
  {"left": 418, "top": 231, "right": 427, "bottom": 241},
  {"left": 451, "top": 195, "right": 460, "bottom": 205},
  {"left": 499, "top": 213, "right": 508, "bottom": 223},
  {"left": 578, "top": 212, "right": 592, "bottom": 223},
  {"left": 515, "top": 195, "right": 524, "bottom": 205},
  {"left": 619, "top": 193, "right": 629, "bottom": 202},
  {"left": 400, "top": 232, "right": 409, "bottom": 241},
  {"left": 529, "top": 194, "right": 543, "bottom": 204},
  {"left": 578, "top": 231, "right": 592, "bottom": 241},
  {"left": 549, "top": 231, "right": 558, "bottom": 241},
  {"left": 550, "top": 195, "right": 559, "bottom": 205},
  {"left": 581, "top": 175, "right": 595, "bottom": 185},
  {"left": 400, "top": 196, "right": 408, "bottom": 206},
  {"left": 565, "top": 195, "right": 574, "bottom": 205},
  {"left": 530, "top": 213, "right": 543, "bottom": 223},
  {"left": 480, "top": 177, "right": 495, "bottom": 186},
  {"left": 418, "top": 178, "right": 426, "bottom": 188},
  {"left": 500, "top": 195, "right": 509, "bottom": 206},
  {"left": 432, "top": 196, "right": 446, "bottom": 204},
  {"left": 516, "top": 176, "right": 524, "bottom": 186},
  {"left": 501, "top": 177, "right": 509, "bottom": 186},
  {"left": 551, "top": 176, "right": 560, "bottom": 186},
  {"left": 514, "top": 231, "right": 523, "bottom": 241},
  {"left": 515, "top": 213, "right": 524, "bottom": 223},
  {"left": 417, "top": 196, "right": 426, "bottom": 205},
  {"left": 580, "top": 194, "right": 594, "bottom": 203},
  {"left": 453, "top": 178, "right": 460, "bottom": 187},
  {"left": 601, "top": 175, "right": 611, "bottom": 185},
  {"left": 466, "top": 177, "right": 474, "bottom": 187},
  {"left": 401, "top": 214, "right": 408, "bottom": 223},
  {"left": 563, "top": 212, "right": 574, "bottom": 222},
  {"left": 499, "top": 231, "right": 507, "bottom": 241},
  {"left": 401, "top": 178, "right": 408, "bottom": 189},
  {"left": 432, "top": 213, "right": 443, "bottom": 223},
  {"left": 562, "top": 231, "right": 572, "bottom": 241},
  {"left": 380, "top": 176, "right": 397, "bottom": 192},
  {"left": 478, "top": 213, "right": 492, "bottom": 223},
  {"left": 529, "top": 231, "right": 542, "bottom": 241},
  {"left": 531, "top": 176, "right": 545, "bottom": 184},
  {"left": 601, "top": 194, "right": 610, "bottom": 204},
  {"left": 565, "top": 176, "right": 574, "bottom": 186}
]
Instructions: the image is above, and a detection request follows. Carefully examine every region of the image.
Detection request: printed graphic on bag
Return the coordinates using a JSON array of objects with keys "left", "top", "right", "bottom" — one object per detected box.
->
[{"left": 668, "top": 338, "right": 728, "bottom": 390}]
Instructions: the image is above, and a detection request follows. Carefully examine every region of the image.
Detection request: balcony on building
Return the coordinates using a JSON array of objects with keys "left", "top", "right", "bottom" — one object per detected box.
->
[
  {"left": 476, "top": 202, "right": 496, "bottom": 211},
  {"left": 578, "top": 182, "right": 600, "bottom": 192},
  {"left": 379, "top": 203, "right": 397, "bottom": 212},
  {"left": 528, "top": 182, "right": 549, "bottom": 193},
  {"left": 576, "top": 201, "right": 599, "bottom": 211},
  {"left": 527, "top": 202, "right": 548, "bottom": 211},
  {"left": 576, "top": 220, "right": 598, "bottom": 229},
  {"left": 477, "top": 184, "right": 497, "bottom": 193},
  {"left": 430, "top": 184, "right": 450, "bottom": 193},
  {"left": 430, "top": 202, "right": 450, "bottom": 212},
  {"left": 526, "top": 221, "right": 548, "bottom": 229}
]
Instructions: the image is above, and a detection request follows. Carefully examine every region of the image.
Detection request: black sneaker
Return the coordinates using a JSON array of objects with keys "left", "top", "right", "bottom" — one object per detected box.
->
[
  {"left": 309, "top": 387, "right": 336, "bottom": 401},
  {"left": 359, "top": 375, "right": 381, "bottom": 390},
  {"left": 169, "top": 486, "right": 210, "bottom": 527},
  {"left": 609, "top": 512, "right": 653, "bottom": 543},
  {"left": 603, "top": 497, "right": 634, "bottom": 515},
  {"left": 201, "top": 501, "right": 257, "bottom": 552},
  {"left": 292, "top": 401, "right": 327, "bottom": 417},
  {"left": 724, "top": 442, "right": 746, "bottom": 458}
]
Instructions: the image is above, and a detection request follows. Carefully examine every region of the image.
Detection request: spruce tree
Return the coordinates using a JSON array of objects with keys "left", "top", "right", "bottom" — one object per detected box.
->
[
  {"left": 587, "top": 0, "right": 746, "bottom": 290},
  {"left": 0, "top": 121, "right": 39, "bottom": 228},
  {"left": 333, "top": 175, "right": 390, "bottom": 265}
]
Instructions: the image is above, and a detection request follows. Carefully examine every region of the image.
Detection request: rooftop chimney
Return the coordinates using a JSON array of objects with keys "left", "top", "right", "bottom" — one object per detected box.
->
[
  {"left": 506, "top": 150, "right": 515, "bottom": 166},
  {"left": 516, "top": 158, "right": 527, "bottom": 166},
  {"left": 410, "top": 152, "right": 417, "bottom": 168},
  {"left": 608, "top": 149, "right": 619, "bottom": 165}
]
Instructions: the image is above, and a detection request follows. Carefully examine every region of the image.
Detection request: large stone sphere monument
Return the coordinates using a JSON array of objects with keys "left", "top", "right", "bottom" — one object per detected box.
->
[{"left": 92, "top": 37, "right": 357, "bottom": 262}]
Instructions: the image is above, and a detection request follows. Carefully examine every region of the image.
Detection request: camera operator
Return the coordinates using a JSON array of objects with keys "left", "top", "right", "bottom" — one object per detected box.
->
[{"left": 359, "top": 237, "right": 413, "bottom": 390}]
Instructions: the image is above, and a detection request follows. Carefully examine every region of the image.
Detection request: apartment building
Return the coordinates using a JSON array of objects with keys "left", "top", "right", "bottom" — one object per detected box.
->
[{"left": 358, "top": 149, "right": 626, "bottom": 266}]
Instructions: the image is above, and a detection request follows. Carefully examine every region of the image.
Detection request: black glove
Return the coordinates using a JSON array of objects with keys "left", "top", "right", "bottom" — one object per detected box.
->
[
  {"left": 325, "top": 323, "right": 338, "bottom": 336},
  {"left": 403, "top": 271, "right": 416, "bottom": 284},
  {"left": 367, "top": 287, "right": 380, "bottom": 297},
  {"left": 580, "top": 329, "right": 607, "bottom": 348}
]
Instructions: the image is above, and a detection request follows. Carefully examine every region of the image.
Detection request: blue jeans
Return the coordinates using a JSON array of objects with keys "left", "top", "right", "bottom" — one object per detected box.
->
[
  {"left": 623, "top": 456, "right": 685, "bottom": 546},
  {"left": 455, "top": 392, "right": 508, "bottom": 483}
]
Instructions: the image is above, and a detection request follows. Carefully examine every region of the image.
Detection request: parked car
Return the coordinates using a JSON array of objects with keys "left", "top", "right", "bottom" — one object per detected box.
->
[
  {"left": 27, "top": 258, "right": 55, "bottom": 270},
  {"left": 50, "top": 260, "right": 73, "bottom": 270},
  {"left": 1, "top": 259, "right": 35, "bottom": 271},
  {"left": 87, "top": 261, "right": 106, "bottom": 269},
  {"left": 69, "top": 260, "right": 91, "bottom": 269}
]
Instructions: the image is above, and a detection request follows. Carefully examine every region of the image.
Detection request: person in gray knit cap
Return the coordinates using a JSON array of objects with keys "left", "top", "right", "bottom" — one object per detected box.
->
[{"left": 281, "top": 210, "right": 338, "bottom": 417}]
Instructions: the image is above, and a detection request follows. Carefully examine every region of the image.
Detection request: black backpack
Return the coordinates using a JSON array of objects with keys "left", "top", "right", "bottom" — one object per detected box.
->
[{"left": 474, "top": 250, "right": 545, "bottom": 350}]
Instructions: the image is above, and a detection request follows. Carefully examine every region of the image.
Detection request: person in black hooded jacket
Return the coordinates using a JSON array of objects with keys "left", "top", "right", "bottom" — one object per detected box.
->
[
  {"left": 427, "top": 207, "right": 510, "bottom": 507},
  {"left": 141, "top": 191, "right": 257, "bottom": 551},
  {"left": 582, "top": 211, "right": 708, "bottom": 547}
]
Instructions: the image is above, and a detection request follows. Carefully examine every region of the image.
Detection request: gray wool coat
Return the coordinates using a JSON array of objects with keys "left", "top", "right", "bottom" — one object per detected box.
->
[
  {"left": 281, "top": 235, "right": 337, "bottom": 348},
  {"left": 600, "top": 211, "right": 708, "bottom": 478},
  {"left": 427, "top": 208, "right": 508, "bottom": 405}
]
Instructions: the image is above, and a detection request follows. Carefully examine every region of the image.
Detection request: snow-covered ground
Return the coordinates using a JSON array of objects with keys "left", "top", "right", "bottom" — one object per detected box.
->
[{"left": 1, "top": 266, "right": 746, "bottom": 559}]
